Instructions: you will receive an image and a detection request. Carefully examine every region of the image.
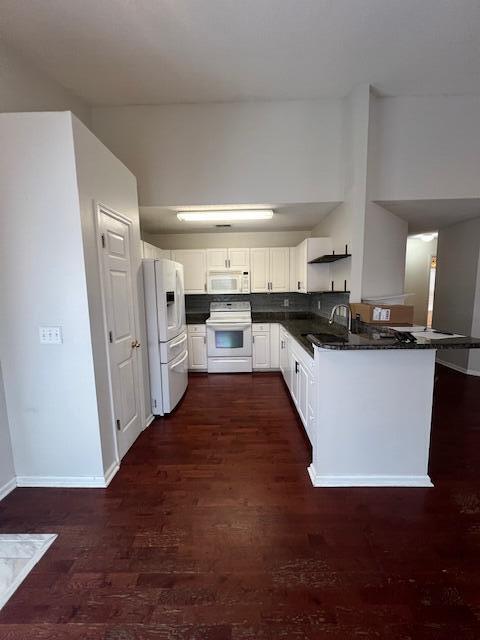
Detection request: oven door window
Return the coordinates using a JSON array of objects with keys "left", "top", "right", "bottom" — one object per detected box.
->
[
  {"left": 211, "top": 277, "right": 237, "bottom": 292},
  {"left": 215, "top": 330, "right": 244, "bottom": 349}
]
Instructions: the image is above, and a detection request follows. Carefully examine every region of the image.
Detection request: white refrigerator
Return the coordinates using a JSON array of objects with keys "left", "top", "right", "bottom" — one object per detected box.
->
[{"left": 143, "top": 258, "right": 188, "bottom": 415}]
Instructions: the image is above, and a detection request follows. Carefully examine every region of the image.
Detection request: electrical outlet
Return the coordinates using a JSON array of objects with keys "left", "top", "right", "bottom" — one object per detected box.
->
[
  {"left": 340, "top": 306, "right": 347, "bottom": 317},
  {"left": 283, "top": 299, "right": 289, "bottom": 307},
  {"left": 39, "top": 326, "right": 63, "bottom": 344}
]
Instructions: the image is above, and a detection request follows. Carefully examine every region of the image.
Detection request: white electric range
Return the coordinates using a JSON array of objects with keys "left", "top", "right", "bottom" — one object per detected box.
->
[{"left": 206, "top": 301, "right": 252, "bottom": 373}]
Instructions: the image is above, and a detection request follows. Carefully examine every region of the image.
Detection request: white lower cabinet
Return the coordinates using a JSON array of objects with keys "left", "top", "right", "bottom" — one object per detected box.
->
[
  {"left": 279, "top": 327, "right": 291, "bottom": 389},
  {"left": 270, "top": 323, "right": 280, "bottom": 369},
  {"left": 252, "top": 324, "right": 270, "bottom": 369},
  {"left": 279, "top": 325, "right": 314, "bottom": 444},
  {"left": 187, "top": 324, "right": 207, "bottom": 370}
]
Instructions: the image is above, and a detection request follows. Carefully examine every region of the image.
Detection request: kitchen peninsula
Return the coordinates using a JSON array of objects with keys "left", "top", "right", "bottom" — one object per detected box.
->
[{"left": 187, "top": 307, "right": 480, "bottom": 488}]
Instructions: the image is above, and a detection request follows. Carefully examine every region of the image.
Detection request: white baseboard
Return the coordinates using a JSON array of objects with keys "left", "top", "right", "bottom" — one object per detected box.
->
[
  {"left": 436, "top": 359, "right": 480, "bottom": 377},
  {"left": 307, "top": 464, "right": 433, "bottom": 488},
  {"left": 16, "top": 474, "right": 111, "bottom": 488},
  {"left": 103, "top": 460, "right": 120, "bottom": 487},
  {"left": 0, "top": 477, "right": 17, "bottom": 501},
  {"left": 144, "top": 414, "right": 155, "bottom": 429}
]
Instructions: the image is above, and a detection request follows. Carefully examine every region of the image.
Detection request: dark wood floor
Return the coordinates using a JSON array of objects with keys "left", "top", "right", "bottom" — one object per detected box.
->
[{"left": 1, "top": 367, "right": 480, "bottom": 639}]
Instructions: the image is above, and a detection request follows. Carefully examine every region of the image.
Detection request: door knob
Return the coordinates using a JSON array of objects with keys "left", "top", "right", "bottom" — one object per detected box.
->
[{"left": 131, "top": 339, "right": 141, "bottom": 349}]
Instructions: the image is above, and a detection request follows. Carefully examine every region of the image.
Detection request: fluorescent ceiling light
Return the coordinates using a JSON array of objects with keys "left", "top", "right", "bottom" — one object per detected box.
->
[{"left": 177, "top": 209, "right": 274, "bottom": 222}]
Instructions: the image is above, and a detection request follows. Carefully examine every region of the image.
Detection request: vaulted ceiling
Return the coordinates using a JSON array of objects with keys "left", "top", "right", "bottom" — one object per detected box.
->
[{"left": 2, "top": 0, "right": 480, "bottom": 105}]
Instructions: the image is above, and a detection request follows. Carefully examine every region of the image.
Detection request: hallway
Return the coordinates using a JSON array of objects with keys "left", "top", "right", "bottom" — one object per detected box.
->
[{"left": 0, "top": 369, "right": 480, "bottom": 638}]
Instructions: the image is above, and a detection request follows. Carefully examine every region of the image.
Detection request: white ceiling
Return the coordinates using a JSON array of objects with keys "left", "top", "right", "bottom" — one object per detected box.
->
[
  {"left": 1, "top": 0, "right": 480, "bottom": 105},
  {"left": 377, "top": 199, "right": 480, "bottom": 234},
  {"left": 140, "top": 202, "right": 341, "bottom": 234}
]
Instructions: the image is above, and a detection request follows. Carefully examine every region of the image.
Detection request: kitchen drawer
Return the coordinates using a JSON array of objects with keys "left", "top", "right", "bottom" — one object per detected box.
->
[
  {"left": 188, "top": 324, "right": 206, "bottom": 335},
  {"left": 253, "top": 323, "right": 270, "bottom": 333}
]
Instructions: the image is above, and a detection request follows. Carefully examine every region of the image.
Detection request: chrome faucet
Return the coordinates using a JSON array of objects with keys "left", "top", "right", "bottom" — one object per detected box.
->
[{"left": 328, "top": 303, "right": 352, "bottom": 333}]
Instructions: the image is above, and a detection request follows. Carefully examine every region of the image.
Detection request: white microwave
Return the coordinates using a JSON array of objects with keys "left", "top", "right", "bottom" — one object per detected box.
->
[{"left": 207, "top": 270, "right": 250, "bottom": 294}]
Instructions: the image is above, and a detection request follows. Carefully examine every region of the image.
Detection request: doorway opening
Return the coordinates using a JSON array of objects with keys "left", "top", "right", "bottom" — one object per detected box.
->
[
  {"left": 427, "top": 255, "right": 437, "bottom": 328},
  {"left": 404, "top": 232, "right": 438, "bottom": 327}
]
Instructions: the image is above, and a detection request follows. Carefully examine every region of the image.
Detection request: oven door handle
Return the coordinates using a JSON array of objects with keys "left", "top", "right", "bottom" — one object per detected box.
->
[{"left": 207, "top": 322, "right": 251, "bottom": 327}]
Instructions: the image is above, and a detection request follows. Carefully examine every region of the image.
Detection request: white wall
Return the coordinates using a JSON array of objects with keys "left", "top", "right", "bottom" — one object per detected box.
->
[
  {"left": 361, "top": 203, "right": 408, "bottom": 298},
  {"left": 144, "top": 230, "right": 309, "bottom": 250},
  {"left": 371, "top": 95, "right": 480, "bottom": 200},
  {"left": 433, "top": 217, "right": 480, "bottom": 372},
  {"left": 311, "top": 85, "right": 371, "bottom": 301},
  {"left": 91, "top": 100, "right": 344, "bottom": 207},
  {"left": 0, "top": 363, "right": 15, "bottom": 499},
  {"left": 72, "top": 116, "right": 149, "bottom": 471},
  {"left": 0, "top": 41, "right": 91, "bottom": 126},
  {"left": 404, "top": 237, "right": 437, "bottom": 325},
  {"left": 311, "top": 203, "right": 352, "bottom": 295},
  {"left": 0, "top": 112, "right": 104, "bottom": 482}
]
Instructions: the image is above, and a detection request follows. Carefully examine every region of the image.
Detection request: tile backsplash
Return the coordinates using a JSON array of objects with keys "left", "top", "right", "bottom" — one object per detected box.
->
[{"left": 186, "top": 292, "right": 350, "bottom": 321}]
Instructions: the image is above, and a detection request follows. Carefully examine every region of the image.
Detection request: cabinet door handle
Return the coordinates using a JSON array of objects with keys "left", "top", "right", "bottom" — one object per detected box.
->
[
  {"left": 297, "top": 281, "right": 300, "bottom": 290},
  {"left": 228, "top": 259, "right": 231, "bottom": 268},
  {"left": 203, "top": 336, "right": 206, "bottom": 344},
  {"left": 295, "top": 361, "right": 299, "bottom": 374},
  {"left": 252, "top": 335, "right": 255, "bottom": 343}
]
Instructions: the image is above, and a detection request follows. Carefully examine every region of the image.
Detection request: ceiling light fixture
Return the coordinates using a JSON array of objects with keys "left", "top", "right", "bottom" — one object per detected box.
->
[
  {"left": 419, "top": 233, "right": 437, "bottom": 242},
  {"left": 177, "top": 209, "right": 274, "bottom": 222}
]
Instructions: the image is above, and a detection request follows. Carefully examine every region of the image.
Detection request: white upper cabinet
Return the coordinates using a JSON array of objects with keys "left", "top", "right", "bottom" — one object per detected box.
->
[
  {"left": 206, "top": 248, "right": 250, "bottom": 271},
  {"left": 142, "top": 241, "right": 170, "bottom": 260},
  {"left": 250, "top": 248, "right": 270, "bottom": 292},
  {"left": 295, "top": 238, "right": 332, "bottom": 293},
  {"left": 269, "top": 247, "right": 290, "bottom": 292},
  {"left": 228, "top": 248, "right": 250, "bottom": 270},
  {"left": 250, "top": 247, "right": 290, "bottom": 293},
  {"left": 206, "top": 248, "right": 228, "bottom": 270},
  {"left": 171, "top": 249, "right": 207, "bottom": 294}
]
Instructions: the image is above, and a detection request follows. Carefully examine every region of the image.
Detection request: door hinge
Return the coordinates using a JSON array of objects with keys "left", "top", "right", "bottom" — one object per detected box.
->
[
  {"left": 101, "top": 234, "right": 106, "bottom": 248},
  {"left": 116, "top": 419, "right": 121, "bottom": 431},
  {"left": 109, "top": 330, "right": 113, "bottom": 343}
]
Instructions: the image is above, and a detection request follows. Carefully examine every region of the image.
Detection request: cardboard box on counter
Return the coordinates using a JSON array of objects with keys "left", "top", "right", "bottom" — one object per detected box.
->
[{"left": 350, "top": 303, "right": 414, "bottom": 325}]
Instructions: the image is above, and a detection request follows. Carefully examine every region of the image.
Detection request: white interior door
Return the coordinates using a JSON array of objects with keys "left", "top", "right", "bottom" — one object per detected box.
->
[{"left": 98, "top": 207, "right": 143, "bottom": 460}]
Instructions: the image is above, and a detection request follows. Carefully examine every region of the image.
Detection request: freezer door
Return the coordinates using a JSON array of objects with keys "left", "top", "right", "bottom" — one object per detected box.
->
[
  {"left": 155, "top": 259, "right": 186, "bottom": 341},
  {"left": 161, "top": 348, "right": 188, "bottom": 413},
  {"left": 160, "top": 330, "right": 188, "bottom": 364}
]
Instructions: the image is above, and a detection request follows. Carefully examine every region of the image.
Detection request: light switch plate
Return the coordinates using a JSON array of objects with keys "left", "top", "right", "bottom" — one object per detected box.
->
[{"left": 39, "top": 326, "right": 63, "bottom": 344}]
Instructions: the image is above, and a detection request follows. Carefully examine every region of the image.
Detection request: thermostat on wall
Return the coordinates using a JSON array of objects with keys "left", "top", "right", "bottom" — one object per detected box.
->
[{"left": 39, "top": 326, "right": 63, "bottom": 344}]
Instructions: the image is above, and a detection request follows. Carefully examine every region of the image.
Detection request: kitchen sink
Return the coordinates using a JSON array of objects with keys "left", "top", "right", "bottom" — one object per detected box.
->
[{"left": 302, "top": 332, "right": 348, "bottom": 344}]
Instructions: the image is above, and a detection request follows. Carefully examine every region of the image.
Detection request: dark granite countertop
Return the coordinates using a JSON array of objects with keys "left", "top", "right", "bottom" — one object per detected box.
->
[
  {"left": 186, "top": 312, "right": 210, "bottom": 324},
  {"left": 186, "top": 311, "right": 480, "bottom": 355},
  {"left": 306, "top": 331, "right": 480, "bottom": 351}
]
